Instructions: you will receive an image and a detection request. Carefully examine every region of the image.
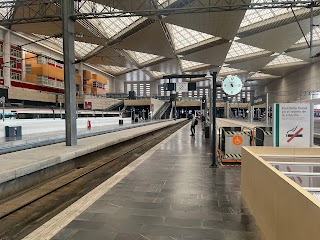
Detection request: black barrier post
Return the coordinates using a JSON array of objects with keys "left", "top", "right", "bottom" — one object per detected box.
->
[{"left": 210, "top": 72, "right": 218, "bottom": 168}]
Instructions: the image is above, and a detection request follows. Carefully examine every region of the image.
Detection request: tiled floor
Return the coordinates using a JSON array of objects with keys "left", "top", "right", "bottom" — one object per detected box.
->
[{"left": 52, "top": 123, "right": 263, "bottom": 240}]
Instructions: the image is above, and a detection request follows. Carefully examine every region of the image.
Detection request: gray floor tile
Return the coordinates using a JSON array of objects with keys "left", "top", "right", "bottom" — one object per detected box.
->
[{"left": 53, "top": 125, "right": 263, "bottom": 240}]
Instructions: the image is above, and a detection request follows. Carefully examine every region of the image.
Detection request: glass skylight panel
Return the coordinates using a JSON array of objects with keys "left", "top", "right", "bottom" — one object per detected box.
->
[
  {"left": 219, "top": 66, "right": 244, "bottom": 75},
  {"left": 241, "top": 9, "right": 290, "bottom": 28},
  {"left": 79, "top": 1, "right": 140, "bottom": 38},
  {"left": 296, "top": 27, "right": 320, "bottom": 44},
  {"left": 0, "top": 1, "right": 13, "bottom": 20},
  {"left": 157, "top": 0, "right": 178, "bottom": 8},
  {"left": 149, "top": 71, "right": 166, "bottom": 78},
  {"left": 98, "top": 65, "right": 129, "bottom": 74},
  {"left": 180, "top": 60, "right": 210, "bottom": 71},
  {"left": 240, "top": 1, "right": 292, "bottom": 28},
  {"left": 166, "top": 24, "right": 219, "bottom": 51},
  {"left": 74, "top": 41, "right": 100, "bottom": 58},
  {"left": 250, "top": 72, "right": 279, "bottom": 78},
  {"left": 226, "top": 41, "right": 267, "bottom": 60},
  {"left": 124, "top": 50, "right": 165, "bottom": 65},
  {"left": 33, "top": 34, "right": 99, "bottom": 58},
  {"left": 266, "top": 54, "right": 304, "bottom": 66}
]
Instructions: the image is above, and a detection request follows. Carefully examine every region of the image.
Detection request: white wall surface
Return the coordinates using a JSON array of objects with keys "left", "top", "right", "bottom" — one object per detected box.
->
[
  {"left": 0, "top": 117, "right": 131, "bottom": 138},
  {"left": 259, "top": 60, "right": 320, "bottom": 104}
]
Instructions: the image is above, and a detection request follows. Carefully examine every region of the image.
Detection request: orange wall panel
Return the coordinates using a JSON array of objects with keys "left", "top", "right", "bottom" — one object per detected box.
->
[{"left": 83, "top": 70, "right": 92, "bottom": 79}]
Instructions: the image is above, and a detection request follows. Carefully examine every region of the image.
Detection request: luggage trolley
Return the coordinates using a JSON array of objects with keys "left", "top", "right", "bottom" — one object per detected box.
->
[
  {"left": 218, "top": 127, "right": 252, "bottom": 164},
  {"left": 254, "top": 127, "right": 273, "bottom": 146}
]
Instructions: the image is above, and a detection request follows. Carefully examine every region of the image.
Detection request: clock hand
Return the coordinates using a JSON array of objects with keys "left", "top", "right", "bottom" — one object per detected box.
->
[{"left": 231, "top": 83, "right": 233, "bottom": 87}]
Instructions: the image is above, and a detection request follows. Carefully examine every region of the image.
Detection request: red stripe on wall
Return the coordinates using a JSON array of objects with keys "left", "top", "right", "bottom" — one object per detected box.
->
[
  {"left": 11, "top": 69, "right": 22, "bottom": 73},
  {"left": 10, "top": 45, "right": 21, "bottom": 50},
  {"left": 11, "top": 81, "right": 64, "bottom": 94}
]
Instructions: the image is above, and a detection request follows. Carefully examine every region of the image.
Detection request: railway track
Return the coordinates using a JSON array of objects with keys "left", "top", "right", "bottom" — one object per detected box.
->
[{"left": 0, "top": 120, "right": 188, "bottom": 240}]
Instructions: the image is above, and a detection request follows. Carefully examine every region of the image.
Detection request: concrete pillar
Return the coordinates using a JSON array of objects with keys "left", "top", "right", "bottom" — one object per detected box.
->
[
  {"left": 79, "top": 62, "right": 84, "bottom": 97},
  {"left": 3, "top": 30, "right": 10, "bottom": 88},
  {"left": 62, "top": 0, "right": 77, "bottom": 146},
  {"left": 21, "top": 50, "right": 26, "bottom": 81},
  {"left": 224, "top": 101, "right": 229, "bottom": 118}
]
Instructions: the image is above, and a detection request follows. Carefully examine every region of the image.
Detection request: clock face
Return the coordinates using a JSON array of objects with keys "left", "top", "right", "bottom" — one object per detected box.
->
[{"left": 222, "top": 75, "right": 243, "bottom": 96}]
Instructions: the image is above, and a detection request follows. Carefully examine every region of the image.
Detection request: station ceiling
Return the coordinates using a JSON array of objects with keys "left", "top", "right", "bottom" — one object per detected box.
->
[{"left": 1, "top": 0, "right": 320, "bottom": 89}]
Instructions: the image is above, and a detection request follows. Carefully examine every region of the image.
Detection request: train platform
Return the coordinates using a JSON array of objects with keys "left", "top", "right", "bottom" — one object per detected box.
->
[
  {"left": 23, "top": 121, "right": 263, "bottom": 240},
  {"left": 0, "top": 119, "right": 183, "bottom": 187},
  {"left": 0, "top": 118, "right": 135, "bottom": 154}
]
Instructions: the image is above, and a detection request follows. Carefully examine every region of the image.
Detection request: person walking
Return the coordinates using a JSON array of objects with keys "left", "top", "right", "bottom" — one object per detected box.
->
[{"left": 190, "top": 114, "right": 196, "bottom": 136}]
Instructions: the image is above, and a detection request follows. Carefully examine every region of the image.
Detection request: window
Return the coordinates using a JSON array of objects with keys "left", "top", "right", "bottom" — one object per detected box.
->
[
  {"left": 0, "top": 44, "right": 3, "bottom": 53},
  {"left": 139, "top": 84, "right": 144, "bottom": 96},
  {"left": 26, "top": 64, "right": 32, "bottom": 74},
  {"left": 48, "top": 58, "right": 55, "bottom": 65},
  {"left": 0, "top": 68, "right": 3, "bottom": 78},
  {"left": 37, "top": 56, "right": 48, "bottom": 64},
  {"left": 126, "top": 83, "right": 132, "bottom": 93},
  {"left": 10, "top": 60, "right": 17, "bottom": 69},
  {"left": 146, "top": 83, "right": 150, "bottom": 96},
  {"left": 56, "top": 80, "right": 64, "bottom": 89},
  {"left": 11, "top": 72, "right": 21, "bottom": 80},
  {"left": 160, "top": 86, "right": 164, "bottom": 96},
  {"left": 10, "top": 48, "right": 22, "bottom": 58},
  {"left": 48, "top": 78, "right": 56, "bottom": 87},
  {"left": 132, "top": 84, "right": 137, "bottom": 93},
  {"left": 37, "top": 75, "right": 49, "bottom": 85}
]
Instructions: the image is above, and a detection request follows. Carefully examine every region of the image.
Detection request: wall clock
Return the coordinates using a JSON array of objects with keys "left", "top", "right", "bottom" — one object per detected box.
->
[{"left": 222, "top": 75, "right": 243, "bottom": 96}]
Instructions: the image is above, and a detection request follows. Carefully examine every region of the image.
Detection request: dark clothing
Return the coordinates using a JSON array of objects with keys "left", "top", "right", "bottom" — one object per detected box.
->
[
  {"left": 190, "top": 125, "right": 195, "bottom": 136},
  {"left": 190, "top": 117, "right": 196, "bottom": 136}
]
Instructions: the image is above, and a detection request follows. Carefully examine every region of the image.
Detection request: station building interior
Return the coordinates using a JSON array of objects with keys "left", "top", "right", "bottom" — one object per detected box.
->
[{"left": 0, "top": 1, "right": 320, "bottom": 240}]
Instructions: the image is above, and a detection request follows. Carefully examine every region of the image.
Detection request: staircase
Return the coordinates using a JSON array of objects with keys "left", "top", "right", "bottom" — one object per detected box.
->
[
  {"left": 152, "top": 102, "right": 171, "bottom": 120},
  {"left": 105, "top": 100, "right": 124, "bottom": 111}
]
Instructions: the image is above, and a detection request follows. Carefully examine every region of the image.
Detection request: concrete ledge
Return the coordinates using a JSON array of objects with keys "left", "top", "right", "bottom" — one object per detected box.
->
[
  {"left": 0, "top": 120, "right": 169, "bottom": 154},
  {"left": 0, "top": 120, "right": 184, "bottom": 186},
  {"left": 241, "top": 146, "right": 320, "bottom": 240}
]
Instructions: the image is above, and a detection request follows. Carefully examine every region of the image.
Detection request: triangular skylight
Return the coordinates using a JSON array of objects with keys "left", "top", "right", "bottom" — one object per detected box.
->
[
  {"left": 97, "top": 65, "right": 131, "bottom": 75},
  {"left": 219, "top": 66, "right": 246, "bottom": 75},
  {"left": 149, "top": 71, "right": 166, "bottom": 78},
  {"left": 240, "top": 3, "right": 292, "bottom": 28},
  {"left": 78, "top": 1, "right": 141, "bottom": 38},
  {"left": 157, "top": 0, "right": 178, "bottom": 8},
  {"left": 166, "top": 23, "right": 220, "bottom": 51},
  {"left": 180, "top": 60, "right": 210, "bottom": 71},
  {"left": 226, "top": 41, "right": 269, "bottom": 60},
  {"left": 0, "top": 3, "right": 13, "bottom": 20},
  {"left": 250, "top": 72, "right": 279, "bottom": 79},
  {"left": 266, "top": 54, "right": 304, "bottom": 66},
  {"left": 124, "top": 50, "right": 165, "bottom": 65},
  {"left": 33, "top": 34, "right": 100, "bottom": 58},
  {"left": 295, "top": 27, "right": 320, "bottom": 45}
]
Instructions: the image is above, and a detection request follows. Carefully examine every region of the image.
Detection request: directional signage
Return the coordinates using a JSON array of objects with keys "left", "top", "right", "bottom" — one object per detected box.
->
[
  {"left": 251, "top": 94, "right": 267, "bottom": 106},
  {"left": 273, "top": 103, "right": 313, "bottom": 147},
  {"left": 176, "top": 82, "right": 188, "bottom": 92}
]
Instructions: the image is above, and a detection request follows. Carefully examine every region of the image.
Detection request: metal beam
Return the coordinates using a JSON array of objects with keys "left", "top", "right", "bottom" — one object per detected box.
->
[
  {"left": 163, "top": 74, "right": 206, "bottom": 79},
  {"left": 72, "top": 1, "right": 319, "bottom": 20},
  {"left": 0, "top": 1, "right": 319, "bottom": 25},
  {"left": 62, "top": 0, "right": 77, "bottom": 146}
]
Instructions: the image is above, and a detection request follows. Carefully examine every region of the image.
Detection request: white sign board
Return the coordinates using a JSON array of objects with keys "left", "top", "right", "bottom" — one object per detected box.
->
[
  {"left": 273, "top": 103, "right": 313, "bottom": 147},
  {"left": 176, "top": 82, "right": 188, "bottom": 92}
]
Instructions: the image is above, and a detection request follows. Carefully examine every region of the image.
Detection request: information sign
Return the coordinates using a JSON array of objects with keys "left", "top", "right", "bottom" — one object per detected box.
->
[
  {"left": 176, "top": 82, "right": 188, "bottom": 92},
  {"left": 273, "top": 103, "right": 313, "bottom": 147}
]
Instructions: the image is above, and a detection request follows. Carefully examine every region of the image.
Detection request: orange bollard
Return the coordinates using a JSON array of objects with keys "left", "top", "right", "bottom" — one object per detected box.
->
[{"left": 87, "top": 120, "right": 91, "bottom": 129}]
